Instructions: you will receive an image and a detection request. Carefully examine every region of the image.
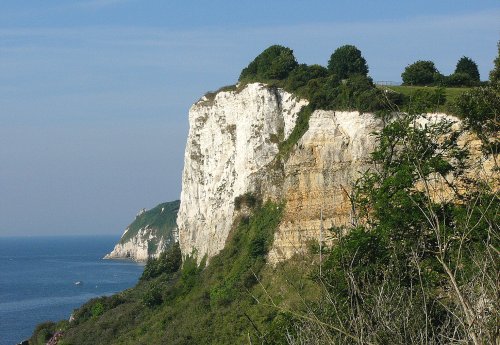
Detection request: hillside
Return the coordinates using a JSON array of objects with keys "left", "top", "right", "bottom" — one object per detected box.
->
[{"left": 104, "top": 200, "right": 180, "bottom": 262}]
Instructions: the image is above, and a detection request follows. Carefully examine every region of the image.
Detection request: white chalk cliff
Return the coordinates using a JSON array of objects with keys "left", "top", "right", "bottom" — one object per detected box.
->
[
  {"left": 177, "top": 83, "right": 491, "bottom": 263},
  {"left": 177, "top": 83, "right": 307, "bottom": 259},
  {"left": 105, "top": 200, "right": 180, "bottom": 262},
  {"left": 177, "top": 82, "right": 384, "bottom": 262}
]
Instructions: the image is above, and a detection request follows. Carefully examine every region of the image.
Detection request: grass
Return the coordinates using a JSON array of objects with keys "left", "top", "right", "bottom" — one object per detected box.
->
[{"left": 381, "top": 85, "right": 471, "bottom": 113}]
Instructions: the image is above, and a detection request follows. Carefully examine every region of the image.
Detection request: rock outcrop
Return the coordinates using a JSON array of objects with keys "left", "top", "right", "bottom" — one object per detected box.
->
[{"left": 104, "top": 200, "right": 180, "bottom": 262}]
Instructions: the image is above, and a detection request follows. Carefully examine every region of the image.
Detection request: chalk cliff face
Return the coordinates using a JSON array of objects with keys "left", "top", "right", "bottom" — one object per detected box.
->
[
  {"left": 269, "top": 110, "right": 383, "bottom": 262},
  {"left": 177, "top": 83, "right": 492, "bottom": 263},
  {"left": 177, "top": 83, "right": 307, "bottom": 259},
  {"left": 177, "top": 82, "right": 383, "bottom": 262},
  {"left": 104, "top": 200, "right": 180, "bottom": 262}
]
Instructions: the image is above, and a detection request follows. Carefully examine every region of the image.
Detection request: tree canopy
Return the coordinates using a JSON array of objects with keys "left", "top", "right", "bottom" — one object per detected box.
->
[
  {"left": 401, "top": 60, "right": 439, "bottom": 86},
  {"left": 239, "top": 45, "right": 298, "bottom": 82},
  {"left": 454, "top": 56, "right": 480, "bottom": 82},
  {"left": 327, "top": 45, "right": 369, "bottom": 79}
]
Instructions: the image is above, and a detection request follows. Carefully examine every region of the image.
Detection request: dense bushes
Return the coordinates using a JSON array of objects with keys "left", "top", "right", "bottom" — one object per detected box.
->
[
  {"left": 402, "top": 56, "right": 481, "bottom": 87},
  {"left": 285, "top": 111, "right": 499, "bottom": 344},
  {"left": 141, "top": 242, "right": 182, "bottom": 281}
]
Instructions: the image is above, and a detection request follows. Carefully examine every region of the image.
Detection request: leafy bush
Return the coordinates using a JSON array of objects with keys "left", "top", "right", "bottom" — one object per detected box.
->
[
  {"left": 454, "top": 83, "right": 500, "bottom": 154},
  {"left": 403, "top": 87, "right": 446, "bottom": 113},
  {"left": 91, "top": 302, "right": 104, "bottom": 319},
  {"left": 71, "top": 294, "right": 126, "bottom": 324},
  {"left": 234, "top": 192, "right": 259, "bottom": 210},
  {"left": 30, "top": 322, "right": 56, "bottom": 345},
  {"left": 142, "top": 282, "right": 163, "bottom": 308},
  {"left": 401, "top": 60, "right": 439, "bottom": 86},
  {"left": 327, "top": 45, "right": 369, "bottom": 79},
  {"left": 443, "top": 72, "right": 475, "bottom": 87},
  {"left": 141, "top": 242, "right": 182, "bottom": 281}
]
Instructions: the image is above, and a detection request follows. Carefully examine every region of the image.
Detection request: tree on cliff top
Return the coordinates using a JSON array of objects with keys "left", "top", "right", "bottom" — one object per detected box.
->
[
  {"left": 327, "top": 45, "right": 369, "bottom": 79},
  {"left": 401, "top": 60, "right": 439, "bottom": 85},
  {"left": 239, "top": 45, "right": 298, "bottom": 82}
]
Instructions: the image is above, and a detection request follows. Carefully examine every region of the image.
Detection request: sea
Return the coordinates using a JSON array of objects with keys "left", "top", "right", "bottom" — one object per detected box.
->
[{"left": 0, "top": 235, "right": 144, "bottom": 345}]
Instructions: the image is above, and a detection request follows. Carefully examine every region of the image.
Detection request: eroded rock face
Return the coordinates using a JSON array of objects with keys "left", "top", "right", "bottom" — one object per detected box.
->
[
  {"left": 177, "top": 83, "right": 307, "bottom": 260},
  {"left": 268, "top": 110, "right": 383, "bottom": 262}
]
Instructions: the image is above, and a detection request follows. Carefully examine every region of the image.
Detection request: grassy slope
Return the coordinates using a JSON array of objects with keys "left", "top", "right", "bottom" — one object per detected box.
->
[{"left": 37, "top": 202, "right": 320, "bottom": 345}]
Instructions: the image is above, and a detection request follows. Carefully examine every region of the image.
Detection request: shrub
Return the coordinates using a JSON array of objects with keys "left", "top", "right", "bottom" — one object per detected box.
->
[
  {"left": 401, "top": 60, "right": 439, "bottom": 85},
  {"left": 91, "top": 302, "right": 104, "bottom": 318},
  {"left": 327, "top": 44, "right": 369, "bottom": 80},
  {"left": 403, "top": 87, "right": 446, "bottom": 113},
  {"left": 142, "top": 283, "right": 163, "bottom": 308},
  {"left": 234, "top": 192, "right": 259, "bottom": 210},
  {"left": 444, "top": 72, "right": 475, "bottom": 87},
  {"left": 140, "top": 242, "right": 182, "bottom": 281}
]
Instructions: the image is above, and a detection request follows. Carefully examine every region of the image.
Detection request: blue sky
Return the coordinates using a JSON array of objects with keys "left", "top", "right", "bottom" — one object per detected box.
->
[{"left": 1, "top": 1, "right": 499, "bottom": 236}]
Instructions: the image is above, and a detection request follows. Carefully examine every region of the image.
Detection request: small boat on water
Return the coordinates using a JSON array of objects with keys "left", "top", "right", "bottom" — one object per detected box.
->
[{"left": 74, "top": 281, "right": 83, "bottom": 286}]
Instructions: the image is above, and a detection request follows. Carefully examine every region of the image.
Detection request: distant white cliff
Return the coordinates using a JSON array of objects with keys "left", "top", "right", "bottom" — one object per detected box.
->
[{"left": 104, "top": 200, "right": 180, "bottom": 262}]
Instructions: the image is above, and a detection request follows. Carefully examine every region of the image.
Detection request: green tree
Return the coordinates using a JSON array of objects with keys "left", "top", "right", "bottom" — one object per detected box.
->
[
  {"left": 490, "top": 40, "right": 500, "bottom": 83},
  {"left": 401, "top": 60, "right": 439, "bottom": 85},
  {"left": 140, "top": 242, "right": 182, "bottom": 281},
  {"left": 455, "top": 83, "right": 500, "bottom": 155},
  {"left": 327, "top": 45, "right": 369, "bottom": 79},
  {"left": 454, "top": 56, "right": 480, "bottom": 83},
  {"left": 239, "top": 45, "right": 298, "bottom": 82}
]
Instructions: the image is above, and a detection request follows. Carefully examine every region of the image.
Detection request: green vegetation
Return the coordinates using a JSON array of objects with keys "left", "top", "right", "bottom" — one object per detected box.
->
[
  {"left": 278, "top": 109, "right": 499, "bottom": 344},
  {"left": 141, "top": 242, "right": 182, "bottom": 281},
  {"left": 239, "top": 45, "right": 298, "bottom": 82},
  {"left": 120, "top": 200, "right": 180, "bottom": 255},
  {"left": 34, "top": 201, "right": 307, "bottom": 345},
  {"left": 401, "top": 60, "right": 439, "bottom": 86},
  {"left": 327, "top": 44, "right": 369, "bottom": 79},
  {"left": 381, "top": 85, "right": 469, "bottom": 113},
  {"left": 455, "top": 82, "right": 500, "bottom": 154},
  {"left": 402, "top": 57, "right": 481, "bottom": 87},
  {"left": 489, "top": 40, "right": 500, "bottom": 83},
  {"left": 455, "top": 56, "right": 480, "bottom": 82}
]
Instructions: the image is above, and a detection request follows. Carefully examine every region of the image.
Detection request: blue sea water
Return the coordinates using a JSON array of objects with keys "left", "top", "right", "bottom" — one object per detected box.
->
[{"left": 0, "top": 235, "right": 144, "bottom": 345}]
